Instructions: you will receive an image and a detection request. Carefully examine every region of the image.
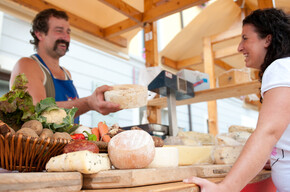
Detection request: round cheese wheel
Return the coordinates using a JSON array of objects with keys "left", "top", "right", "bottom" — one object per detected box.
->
[
  {"left": 108, "top": 130, "right": 155, "bottom": 169},
  {"left": 104, "top": 84, "right": 147, "bottom": 109},
  {"left": 147, "top": 147, "right": 179, "bottom": 168}
]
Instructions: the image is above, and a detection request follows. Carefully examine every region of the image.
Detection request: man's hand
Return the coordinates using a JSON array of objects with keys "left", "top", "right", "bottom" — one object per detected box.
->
[{"left": 88, "top": 85, "right": 121, "bottom": 115}]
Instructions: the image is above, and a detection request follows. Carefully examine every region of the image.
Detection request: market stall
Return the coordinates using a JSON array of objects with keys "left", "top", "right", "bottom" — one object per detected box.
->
[{"left": 0, "top": 0, "right": 289, "bottom": 191}]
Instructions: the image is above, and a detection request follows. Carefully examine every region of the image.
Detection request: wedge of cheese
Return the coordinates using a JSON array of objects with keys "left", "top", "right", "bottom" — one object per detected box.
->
[
  {"left": 46, "top": 150, "right": 111, "bottom": 174},
  {"left": 165, "top": 145, "right": 214, "bottom": 165}
]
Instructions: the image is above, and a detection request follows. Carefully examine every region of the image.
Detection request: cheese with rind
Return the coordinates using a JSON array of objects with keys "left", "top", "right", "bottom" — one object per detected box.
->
[
  {"left": 46, "top": 150, "right": 111, "bottom": 174},
  {"left": 108, "top": 130, "right": 155, "bottom": 169},
  {"left": 165, "top": 145, "right": 214, "bottom": 165},
  {"left": 147, "top": 147, "right": 179, "bottom": 168},
  {"left": 214, "top": 146, "right": 243, "bottom": 164}
]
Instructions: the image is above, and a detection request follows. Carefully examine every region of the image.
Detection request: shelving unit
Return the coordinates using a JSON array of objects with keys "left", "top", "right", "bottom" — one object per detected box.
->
[{"left": 148, "top": 80, "right": 260, "bottom": 108}]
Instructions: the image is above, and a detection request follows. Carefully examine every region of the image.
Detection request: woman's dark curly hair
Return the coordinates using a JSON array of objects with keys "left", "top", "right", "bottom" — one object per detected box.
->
[
  {"left": 30, "top": 8, "right": 69, "bottom": 50},
  {"left": 243, "top": 8, "right": 290, "bottom": 80}
]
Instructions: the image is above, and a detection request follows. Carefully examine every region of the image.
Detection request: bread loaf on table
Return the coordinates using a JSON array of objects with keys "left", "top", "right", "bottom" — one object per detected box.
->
[
  {"left": 104, "top": 84, "right": 147, "bottom": 109},
  {"left": 46, "top": 150, "right": 111, "bottom": 174},
  {"left": 108, "top": 130, "right": 155, "bottom": 169}
]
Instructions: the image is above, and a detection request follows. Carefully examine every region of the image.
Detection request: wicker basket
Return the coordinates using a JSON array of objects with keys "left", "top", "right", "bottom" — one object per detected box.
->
[{"left": 0, "top": 132, "right": 70, "bottom": 172}]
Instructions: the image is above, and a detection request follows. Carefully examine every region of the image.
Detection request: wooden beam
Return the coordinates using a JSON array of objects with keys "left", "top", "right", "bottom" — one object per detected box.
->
[
  {"left": 147, "top": 80, "right": 261, "bottom": 108},
  {"left": 144, "top": 21, "right": 160, "bottom": 124},
  {"left": 104, "top": 19, "right": 140, "bottom": 38},
  {"left": 99, "top": 0, "right": 142, "bottom": 23},
  {"left": 214, "top": 45, "right": 240, "bottom": 59},
  {"left": 8, "top": 0, "right": 128, "bottom": 47},
  {"left": 177, "top": 55, "right": 203, "bottom": 69},
  {"left": 105, "top": 0, "right": 208, "bottom": 38},
  {"left": 203, "top": 37, "right": 218, "bottom": 136},
  {"left": 257, "top": 0, "right": 274, "bottom": 9},
  {"left": 143, "top": 0, "right": 209, "bottom": 22},
  {"left": 214, "top": 59, "right": 233, "bottom": 71},
  {"left": 161, "top": 56, "right": 177, "bottom": 69}
]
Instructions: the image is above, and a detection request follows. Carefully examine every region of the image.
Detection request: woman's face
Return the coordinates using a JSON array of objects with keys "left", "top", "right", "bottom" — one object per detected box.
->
[{"left": 238, "top": 24, "right": 271, "bottom": 69}]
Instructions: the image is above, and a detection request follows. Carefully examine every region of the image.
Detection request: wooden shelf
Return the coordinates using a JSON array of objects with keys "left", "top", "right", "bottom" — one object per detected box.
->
[{"left": 147, "top": 80, "right": 261, "bottom": 108}]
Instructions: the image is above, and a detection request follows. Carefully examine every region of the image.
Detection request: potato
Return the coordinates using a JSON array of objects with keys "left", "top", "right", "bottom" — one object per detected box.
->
[
  {"left": 53, "top": 132, "right": 72, "bottom": 140},
  {"left": 22, "top": 120, "right": 43, "bottom": 135},
  {"left": 0, "top": 120, "right": 15, "bottom": 135},
  {"left": 16, "top": 128, "right": 39, "bottom": 138},
  {"left": 39, "top": 128, "right": 54, "bottom": 139}
]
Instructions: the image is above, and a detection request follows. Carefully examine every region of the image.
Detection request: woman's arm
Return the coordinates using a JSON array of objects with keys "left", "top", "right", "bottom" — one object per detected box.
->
[{"left": 184, "top": 87, "right": 290, "bottom": 192}]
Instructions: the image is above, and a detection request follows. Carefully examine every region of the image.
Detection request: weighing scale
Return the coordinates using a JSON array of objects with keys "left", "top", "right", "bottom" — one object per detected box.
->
[{"left": 148, "top": 70, "right": 195, "bottom": 136}]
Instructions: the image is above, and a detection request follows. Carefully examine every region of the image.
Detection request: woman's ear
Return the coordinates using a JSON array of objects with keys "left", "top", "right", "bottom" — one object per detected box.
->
[{"left": 265, "top": 34, "right": 272, "bottom": 48}]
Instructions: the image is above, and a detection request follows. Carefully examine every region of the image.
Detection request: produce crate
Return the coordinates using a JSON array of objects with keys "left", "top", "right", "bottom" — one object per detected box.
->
[
  {"left": 0, "top": 132, "right": 70, "bottom": 172},
  {"left": 217, "top": 69, "right": 251, "bottom": 87}
]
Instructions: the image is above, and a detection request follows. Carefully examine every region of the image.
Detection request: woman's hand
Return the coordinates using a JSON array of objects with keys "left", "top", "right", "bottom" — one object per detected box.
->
[{"left": 183, "top": 177, "right": 229, "bottom": 192}]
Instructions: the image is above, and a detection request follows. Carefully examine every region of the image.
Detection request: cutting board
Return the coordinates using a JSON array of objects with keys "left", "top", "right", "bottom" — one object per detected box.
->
[
  {"left": 193, "top": 164, "right": 233, "bottom": 178},
  {"left": 82, "top": 170, "right": 272, "bottom": 192},
  {"left": 0, "top": 172, "right": 82, "bottom": 191},
  {"left": 82, "top": 164, "right": 233, "bottom": 189},
  {"left": 83, "top": 165, "right": 197, "bottom": 189}
]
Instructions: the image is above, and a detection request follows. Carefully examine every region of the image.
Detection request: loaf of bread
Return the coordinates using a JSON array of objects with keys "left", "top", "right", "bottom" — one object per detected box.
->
[{"left": 104, "top": 84, "right": 147, "bottom": 109}]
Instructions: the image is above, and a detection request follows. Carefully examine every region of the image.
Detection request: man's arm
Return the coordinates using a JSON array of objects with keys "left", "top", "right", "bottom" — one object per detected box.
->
[
  {"left": 10, "top": 57, "right": 47, "bottom": 104},
  {"left": 56, "top": 85, "right": 120, "bottom": 117}
]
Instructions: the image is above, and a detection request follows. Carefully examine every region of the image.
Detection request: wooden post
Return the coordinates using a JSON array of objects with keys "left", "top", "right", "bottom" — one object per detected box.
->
[
  {"left": 203, "top": 37, "right": 218, "bottom": 136},
  {"left": 144, "top": 21, "right": 161, "bottom": 124}
]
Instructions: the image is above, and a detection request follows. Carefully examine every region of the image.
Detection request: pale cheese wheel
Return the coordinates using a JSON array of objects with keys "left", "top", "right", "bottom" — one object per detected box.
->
[
  {"left": 104, "top": 84, "right": 147, "bottom": 109},
  {"left": 147, "top": 147, "right": 179, "bottom": 168},
  {"left": 108, "top": 130, "right": 155, "bottom": 169}
]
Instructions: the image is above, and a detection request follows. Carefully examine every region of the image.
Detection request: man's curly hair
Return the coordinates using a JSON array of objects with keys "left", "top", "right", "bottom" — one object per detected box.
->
[
  {"left": 243, "top": 8, "right": 290, "bottom": 80},
  {"left": 30, "top": 8, "right": 69, "bottom": 50}
]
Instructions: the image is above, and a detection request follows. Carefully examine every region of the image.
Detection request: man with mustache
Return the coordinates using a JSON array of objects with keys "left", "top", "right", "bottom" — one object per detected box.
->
[{"left": 9, "top": 9, "right": 121, "bottom": 123}]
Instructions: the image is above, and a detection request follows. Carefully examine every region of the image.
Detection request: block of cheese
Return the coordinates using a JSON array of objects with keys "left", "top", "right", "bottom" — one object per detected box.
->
[
  {"left": 165, "top": 145, "right": 214, "bottom": 165},
  {"left": 147, "top": 147, "right": 179, "bottom": 168},
  {"left": 108, "top": 130, "right": 155, "bottom": 169},
  {"left": 177, "top": 131, "right": 215, "bottom": 145},
  {"left": 214, "top": 146, "right": 244, "bottom": 164},
  {"left": 46, "top": 150, "right": 111, "bottom": 174},
  {"left": 104, "top": 84, "right": 147, "bottom": 109}
]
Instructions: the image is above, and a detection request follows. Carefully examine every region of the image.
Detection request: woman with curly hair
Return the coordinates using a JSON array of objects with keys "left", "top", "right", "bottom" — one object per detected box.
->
[{"left": 184, "top": 8, "right": 290, "bottom": 192}]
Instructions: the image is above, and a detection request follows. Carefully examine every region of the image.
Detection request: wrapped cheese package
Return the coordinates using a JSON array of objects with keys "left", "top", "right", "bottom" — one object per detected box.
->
[
  {"left": 104, "top": 84, "right": 147, "bottom": 109},
  {"left": 108, "top": 130, "right": 155, "bottom": 169}
]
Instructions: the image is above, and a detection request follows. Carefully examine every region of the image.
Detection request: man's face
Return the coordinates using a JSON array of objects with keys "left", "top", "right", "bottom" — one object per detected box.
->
[{"left": 43, "top": 16, "right": 71, "bottom": 58}]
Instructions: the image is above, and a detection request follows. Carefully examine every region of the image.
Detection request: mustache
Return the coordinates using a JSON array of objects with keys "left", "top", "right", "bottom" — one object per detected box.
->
[{"left": 53, "top": 39, "right": 70, "bottom": 52}]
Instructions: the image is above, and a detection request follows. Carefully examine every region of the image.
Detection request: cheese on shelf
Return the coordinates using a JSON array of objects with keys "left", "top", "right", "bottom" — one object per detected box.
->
[
  {"left": 165, "top": 145, "right": 214, "bottom": 165},
  {"left": 46, "top": 150, "right": 111, "bottom": 174},
  {"left": 147, "top": 147, "right": 179, "bottom": 168}
]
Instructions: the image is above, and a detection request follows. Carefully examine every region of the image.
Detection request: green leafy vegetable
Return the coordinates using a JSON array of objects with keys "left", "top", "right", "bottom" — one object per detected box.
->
[
  {"left": 0, "top": 74, "right": 35, "bottom": 131},
  {"left": 32, "top": 97, "right": 79, "bottom": 133}
]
